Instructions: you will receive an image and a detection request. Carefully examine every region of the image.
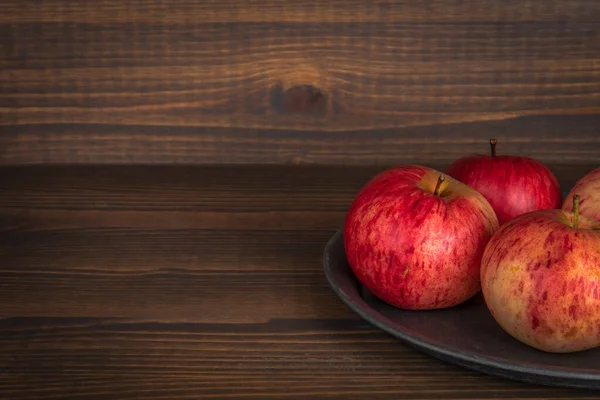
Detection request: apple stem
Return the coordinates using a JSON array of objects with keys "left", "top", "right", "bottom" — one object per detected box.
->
[
  {"left": 434, "top": 175, "right": 445, "bottom": 196},
  {"left": 490, "top": 139, "right": 498, "bottom": 157},
  {"left": 573, "top": 194, "right": 580, "bottom": 229}
]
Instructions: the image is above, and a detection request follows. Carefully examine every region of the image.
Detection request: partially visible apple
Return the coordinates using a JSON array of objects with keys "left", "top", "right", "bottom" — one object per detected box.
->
[
  {"left": 481, "top": 195, "right": 600, "bottom": 353},
  {"left": 343, "top": 165, "right": 499, "bottom": 311},
  {"left": 445, "top": 139, "right": 562, "bottom": 225},
  {"left": 562, "top": 167, "right": 600, "bottom": 222}
]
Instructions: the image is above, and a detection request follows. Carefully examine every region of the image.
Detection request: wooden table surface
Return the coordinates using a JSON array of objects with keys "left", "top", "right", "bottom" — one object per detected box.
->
[{"left": 2, "top": 163, "right": 600, "bottom": 399}]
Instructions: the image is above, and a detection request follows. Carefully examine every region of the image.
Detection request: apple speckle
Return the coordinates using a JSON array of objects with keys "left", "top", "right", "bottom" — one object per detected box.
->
[
  {"left": 544, "top": 231, "right": 556, "bottom": 247},
  {"left": 565, "top": 327, "right": 579, "bottom": 339},
  {"left": 387, "top": 253, "right": 396, "bottom": 269},
  {"left": 563, "top": 236, "right": 573, "bottom": 252},
  {"left": 569, "top": 279, "right": 577, "bottom": 292},
  {"left": 569, "top": 305, "right": 578, "bottom": 318},
  {"left": 531, "top": 316, "right": 540, "bottom": 330}
]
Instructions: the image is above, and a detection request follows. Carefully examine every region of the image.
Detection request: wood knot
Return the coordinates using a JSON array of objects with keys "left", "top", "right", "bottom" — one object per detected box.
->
[{"left": 271, "top": 84, "right": 327, "bottom": 116}]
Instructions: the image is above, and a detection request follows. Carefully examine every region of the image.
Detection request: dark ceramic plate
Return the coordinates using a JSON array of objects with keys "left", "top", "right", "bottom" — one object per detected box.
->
[{"left": 323, "top": 229, "right": 600, "bottom": 389}]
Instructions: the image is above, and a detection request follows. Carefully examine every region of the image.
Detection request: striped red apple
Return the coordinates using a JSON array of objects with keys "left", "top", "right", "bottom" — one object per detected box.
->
[
  {"left": 343, "top": 165, "right": 499, "bottom": 310},
  {"left": 446, "top": 139, "right": 563, "bottom": 225}
]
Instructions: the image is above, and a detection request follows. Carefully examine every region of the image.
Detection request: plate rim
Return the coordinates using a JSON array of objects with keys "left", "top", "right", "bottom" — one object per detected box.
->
[{"left": 323, "top": 228, "right": 600, "bottom": 389}]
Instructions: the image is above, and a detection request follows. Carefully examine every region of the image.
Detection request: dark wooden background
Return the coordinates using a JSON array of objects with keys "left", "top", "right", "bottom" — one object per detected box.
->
[
  {"left": 1, "top": 0, "right": 599, "bottom": 165},
  {"left": 2, "top": 2, "right": 600, "bottom": 399}
]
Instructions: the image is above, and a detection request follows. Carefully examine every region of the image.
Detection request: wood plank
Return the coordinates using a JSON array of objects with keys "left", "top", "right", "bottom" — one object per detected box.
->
[
  {"left": 0, "top": 165, "right": 369, "bottom": 321},
  {"left": 2, "top": 0, "right": 600, "bottom": 164},
  {"left": 0, "top": 317, "right": 598, "bottom": 400},
  {"left": 2, "top": 119, "right": 600, "bottom": 165},
  {"left": 0, "top": 164, "right": 594, "bottom": 210},
  {"left": 0, "top": 165, "right": 384, "bottom": 211},
  {"left": 2, "top": 0, "right": 599, "bottom": 23},
  {"left": 0, "top": 228, "right": 352, "bottom": 321}
]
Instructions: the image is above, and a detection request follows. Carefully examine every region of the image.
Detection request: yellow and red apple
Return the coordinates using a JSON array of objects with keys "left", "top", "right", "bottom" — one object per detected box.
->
[{"left": 481, "top": 196, "right": 600, "bottom": 353}]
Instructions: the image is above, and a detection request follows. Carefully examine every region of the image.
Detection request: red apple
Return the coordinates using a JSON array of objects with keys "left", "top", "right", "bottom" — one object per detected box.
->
[
  {"left": 445, "top": 139, "right": 562, "bottom": 225},
  {"left": 343, "top": 165, "right": 499, "bottom": 310},
  {"left": 562, "top": 167, "right": 600, "bottom": 222},
  {"left": 481, "top": 196, "right": 600, "bottom": 353}
]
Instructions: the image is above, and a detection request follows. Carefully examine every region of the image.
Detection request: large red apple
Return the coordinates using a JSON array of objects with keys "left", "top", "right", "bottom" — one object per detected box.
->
[
  {"left": 562, "top": 167, "right": 600, "bottom": 222},
  {"left": 481, "top": 196, "right": 600, "bottom": 353},
  {"left": 343, "top": 165, "right": 499, "bottom": 310},
  {"left": 445, "top": 139, "right": 562, "bottom": 225}
]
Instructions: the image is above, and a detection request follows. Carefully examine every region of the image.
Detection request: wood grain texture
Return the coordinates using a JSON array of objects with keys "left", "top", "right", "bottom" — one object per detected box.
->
[
  {"left": 2, "top": 0, "right": 599, "bottom": 23},
  {"left": 1, "top": 164, "right": 600, "bottom": 399},
  {"left": 2, "top": 318, "right": 600, "bottom": 400},
  {"left": 0, "top": 165, "right": 383, "bottom": 322},
  {"left": 2, "top": 0, "right": 600, "bottom": 165}
]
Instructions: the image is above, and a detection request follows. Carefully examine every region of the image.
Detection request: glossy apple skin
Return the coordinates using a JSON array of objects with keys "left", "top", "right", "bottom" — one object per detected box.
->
[
  {"left": 343, "top": 165, "right": 499, "bottom": 310},
  {"left": 445, "top": 155, "right": 562, "bottom": 225},
  {"left": 481, "top": 210, "right": 600, "bottom": 353},
  {"left": 562, "top": 167, "right": 600, "bottom": 222}
]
